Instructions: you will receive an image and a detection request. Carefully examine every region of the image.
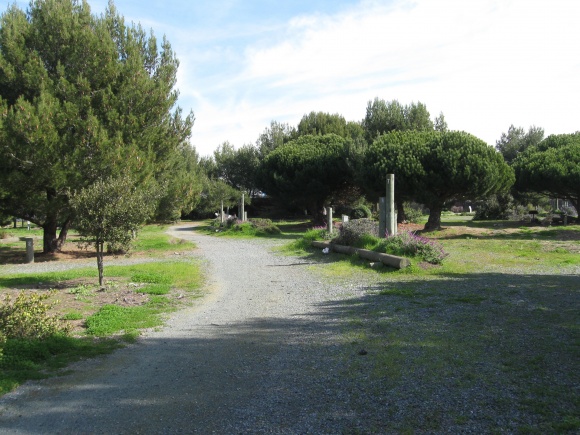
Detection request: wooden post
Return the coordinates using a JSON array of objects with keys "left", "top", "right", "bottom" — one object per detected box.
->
[
  {"left": 386, "top": 174, "right": 396, "bottom": 236},
  {"left": 20, "top": 237, "right": 34, "bottom": 263},
  {"left": 326, "top": 207, "right": 333, "bottom": 233},
  {"left": 379, "top": 197, "right": 386, "bottom": 238},
  {"left": 240, "top": 194, "right": 245, "bottom": 222},
  {"left": 220, "top": 200, "right": 224, "bottom": 224}
]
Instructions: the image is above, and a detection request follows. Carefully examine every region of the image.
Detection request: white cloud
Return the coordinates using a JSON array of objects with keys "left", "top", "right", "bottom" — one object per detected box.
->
[{"left": 182, "top": 0, "right": 580, "bottom": 155}]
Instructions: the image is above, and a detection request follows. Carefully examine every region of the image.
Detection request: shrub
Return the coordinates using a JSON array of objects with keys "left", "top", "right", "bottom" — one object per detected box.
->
[
  {"left": 248, "top": 218, "right": 281, "bottom": 235},
  {"left": 474, "top": 193, "right": 514, "bottom": 220},
  {"left": 0, "top": 292, "right": 71, "bottom": 340},
  {"left": 403, "top": 202, "right": 424, "bottom": 223},
  {"left": 333, "top": 218, "right": 378, "bottom": 247},
  {"left": 350, "top": 204, "right": 372, "bottom": 219},
  {"left": 378, "top": 231, "right": 447, "bottom": 264}
]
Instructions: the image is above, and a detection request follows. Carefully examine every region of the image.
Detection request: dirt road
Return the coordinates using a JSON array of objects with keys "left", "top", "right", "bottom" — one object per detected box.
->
[{"left": 0, "top": 225, "right": 370, "bottom": 434}]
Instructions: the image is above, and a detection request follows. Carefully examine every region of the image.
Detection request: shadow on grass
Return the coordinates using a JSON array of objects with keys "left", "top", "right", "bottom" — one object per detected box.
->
[{"left": 0, "top": 271, "right": 577, "bottom": 433}]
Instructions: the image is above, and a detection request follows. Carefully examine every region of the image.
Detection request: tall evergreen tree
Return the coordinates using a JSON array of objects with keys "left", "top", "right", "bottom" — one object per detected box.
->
[{"left": 0, "top": 0, "right": 194, "bottom": 252}]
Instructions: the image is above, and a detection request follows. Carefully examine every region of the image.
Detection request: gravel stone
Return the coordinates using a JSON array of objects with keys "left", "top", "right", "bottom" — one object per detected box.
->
[{"left": 0, "top": 225, "right": 373, "bottom": 434}]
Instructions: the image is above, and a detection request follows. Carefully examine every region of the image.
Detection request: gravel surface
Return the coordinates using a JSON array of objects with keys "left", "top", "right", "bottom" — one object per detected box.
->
[{"left": 0, "top": 225, "right": 376, "bottom": 434}]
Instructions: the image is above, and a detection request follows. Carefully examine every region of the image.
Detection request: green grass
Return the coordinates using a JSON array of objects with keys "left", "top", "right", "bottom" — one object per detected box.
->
[
  {"left": 0, "top": 335, "right": 121, "bottom": 395},
  {"left": 85, "top": 303, "right": 166, "bottom": 337},
  {"left": 0, "top": 225, "right": 202, "bottom": 396},
  {"left": 132, "top": 224, "right": 195, "bottom": 252},
  {"left": 284, "top": 220, "right": 579, "bottom": 432}
]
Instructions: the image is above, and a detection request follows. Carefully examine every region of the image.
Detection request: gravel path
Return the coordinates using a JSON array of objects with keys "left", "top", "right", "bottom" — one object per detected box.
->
[{"left": 0, "top": 225, "right": 373, "bottom": 434}]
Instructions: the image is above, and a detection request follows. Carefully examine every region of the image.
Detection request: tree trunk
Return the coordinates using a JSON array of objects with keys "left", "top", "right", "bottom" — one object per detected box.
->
[
  {"left": 309, "top": 200, "right": 325, "bottom": 226},
  {"left": 97, "top": 241, "right": 104, "bottom": 287},
  {"left": 424, "top": 205, "right": 442, "bottom": 231},
  {"left": 396, "top": 199, "right": 406, "bottom": 223},
  {"left": 42, "top": 216, "right": 71, "bottom": 253},
  {"left": 43, "top": 218, "right": 59, "bottom": 254}
]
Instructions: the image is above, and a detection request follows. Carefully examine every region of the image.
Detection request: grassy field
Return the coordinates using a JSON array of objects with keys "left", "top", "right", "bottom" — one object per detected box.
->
[
  {"left": 284, "top": 216, "right": 580, "bottom": 433},
  {"left": 1, "top": 217, "right": 578, "bottom": 432},
  {"left": 0, "top": 225, "right": 203, "bottom": 395}
]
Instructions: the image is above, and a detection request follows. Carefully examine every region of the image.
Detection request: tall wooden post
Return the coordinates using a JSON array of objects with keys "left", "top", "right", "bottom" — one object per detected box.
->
[
  {"left": 326, "top": 207, "right": 333, "bottom": 233},
  {"left": 240, "top": 194, "right": 245, "bottom": 222},
  {"left": 379, "top": 197, "right": 386, "bottom": 238},
  {"left": 386, "top": 174, "right": 396, "bottom": 236}
]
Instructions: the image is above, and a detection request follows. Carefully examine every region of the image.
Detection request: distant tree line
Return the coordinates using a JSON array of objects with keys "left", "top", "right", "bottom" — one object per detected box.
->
[{"left": 1, "top": 0, "right": 577, "bottom": 259}]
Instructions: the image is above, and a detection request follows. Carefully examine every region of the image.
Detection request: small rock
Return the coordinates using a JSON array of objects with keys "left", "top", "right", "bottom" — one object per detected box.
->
[{"left": 358, "top": 349, "right": 368, "bottom": 356}]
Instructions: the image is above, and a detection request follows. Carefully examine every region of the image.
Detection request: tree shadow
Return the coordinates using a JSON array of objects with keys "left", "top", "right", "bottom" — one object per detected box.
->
[{"left": 1, "top": 271, "right": 577, "bottom": 433}]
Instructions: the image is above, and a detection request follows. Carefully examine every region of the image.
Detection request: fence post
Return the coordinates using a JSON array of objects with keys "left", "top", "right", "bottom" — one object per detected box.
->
[
  {"left": 386, "top": 174, "right": 396, "bottom": 236},
  {"left": 326, "top": 207, "right": 333, "bottom": 233}
]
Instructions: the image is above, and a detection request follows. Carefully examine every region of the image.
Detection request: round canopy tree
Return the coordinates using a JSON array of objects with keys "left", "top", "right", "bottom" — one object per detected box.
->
[
  {"left": 364, "top": 131, "right": 514, "bottom": 230},
  {"left": 513, "top": 132, "right": 580, "bottom": 214},
  {"left": 259, "top": 134, "right": 353, "bottom": 222}
]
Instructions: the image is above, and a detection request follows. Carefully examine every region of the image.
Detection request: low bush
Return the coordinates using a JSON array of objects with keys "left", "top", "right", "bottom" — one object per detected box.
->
[
  {"left": 248, "top": 218, "right": 281, "bottom": 235},
  {"left": 474, "top": 193, "right": 514, "bottom": 220},
  {"left": 333, "top": 219, "right": 379, "bottom": 247},
  {"left": 403, "top": 202, "right": 424, "bottom": 223},
  {"left": 350, "top": 204, "right": 372, "bottom": 219},
  {"left": 0, "top": 292, "right": 71, "bottom": 340},
  {"left": 377, "top": 231, "right": 447, "bottom": 264}
]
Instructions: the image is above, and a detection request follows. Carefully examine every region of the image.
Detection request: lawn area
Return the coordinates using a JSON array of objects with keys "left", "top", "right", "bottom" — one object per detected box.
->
[
  {"left": 0, "top": 224, "right": 203, "bottom": 396},
  {"left": 288, "top": 219, "right": 580, "bottom": 433}
]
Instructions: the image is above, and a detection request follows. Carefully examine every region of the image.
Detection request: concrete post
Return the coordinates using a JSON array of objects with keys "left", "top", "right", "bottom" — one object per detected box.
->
[
  {"left": 386, "top": 174, "right": 396, "bottom": 236},
  {"left": 379, "top": 197, "right": 386, "bottom": 238},
  {"left": 20, "top": 237, "right": 34, "bottom": 263},
  {"left": 326, "top": 207, "right": 333, "bottom": 233},
  {"left": 240, "top": 194, "right": 245, "bottom": 222}
]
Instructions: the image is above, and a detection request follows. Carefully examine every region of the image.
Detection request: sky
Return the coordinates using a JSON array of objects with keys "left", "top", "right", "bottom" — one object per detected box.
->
[{"left": 11, "top": 0, "right": 580, "bottom": 156}]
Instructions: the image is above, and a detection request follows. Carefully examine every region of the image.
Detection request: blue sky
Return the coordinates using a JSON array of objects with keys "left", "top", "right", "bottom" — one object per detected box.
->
[{"left": 10, "top": 0, "right": 580, "bottom": 156}]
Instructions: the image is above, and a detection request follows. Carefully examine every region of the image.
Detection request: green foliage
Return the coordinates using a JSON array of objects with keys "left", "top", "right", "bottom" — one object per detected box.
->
[
  {"left": 364, "top": 130, "right": 514, "bottom": 230},
  {"left": 0, "top": 291, "right": 71, "bottom": 339},
  {"left": 70, "top": 176, "right": 157, "bottom": 285},
  {"left": 256, "top": 120, "right": 295, "bottom": 158},
  {"left": 496, "top": 124, "right": 544, "bottom": 164},
  {"left": 513, "top": 132, "right": 580, "bottom": 214},
  {"left": 0, "top": 0, "right": 194, "bottom": 252},
  {"left": 363, "top": 98, "right": 435, "bottom": 143},
  {"left": 247, "top": 218, "right": 281, "bottom": 235},
  {"left": 377, "top": 232, "right": 447, "bottom": 264},
  {"left": 474, "top": 193, "right": 514, "bottom": 220},
  {"left": 350, "top": 204, "right": 372, "bottom": 219},
  {"left": 259, "top": 134, "right": 354, "bottom": 219},
  {"left": 293, "top": 111, "right": 365, "bottom": 143},
  {"left": 131, "top": 272, "right": 171, "bottom": 284},
  {"left": 403, "top": 202, "right": 424, "bottom": 223},
  {"left": 85, "top": 304, "right": 163, "bottom": 336},
  {"left": 213, "top": 142, "right": 261, "bottom": 196},
  {"left": 137, "top": 284, "right": 171, "bottom": 295},
  {"left": 197, "top": 178, "right": 241, "bottom": 217},
  {"left": 334, "top": 218, "right": 379, "bottom": 246}
]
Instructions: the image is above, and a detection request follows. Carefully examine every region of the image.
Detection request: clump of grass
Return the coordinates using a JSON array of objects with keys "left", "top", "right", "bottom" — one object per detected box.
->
[
  {"left": 130, "top": 272, "right": 171, "bottom": 284},
  {"left": 61, "top": 310, "right": 83, "bottom": 321},
  {"left": 137, "top": 283, "right": 171, "bottom": 295},
  {"left": 85, "top": 303, "right": 164, "bottom": 337}
]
